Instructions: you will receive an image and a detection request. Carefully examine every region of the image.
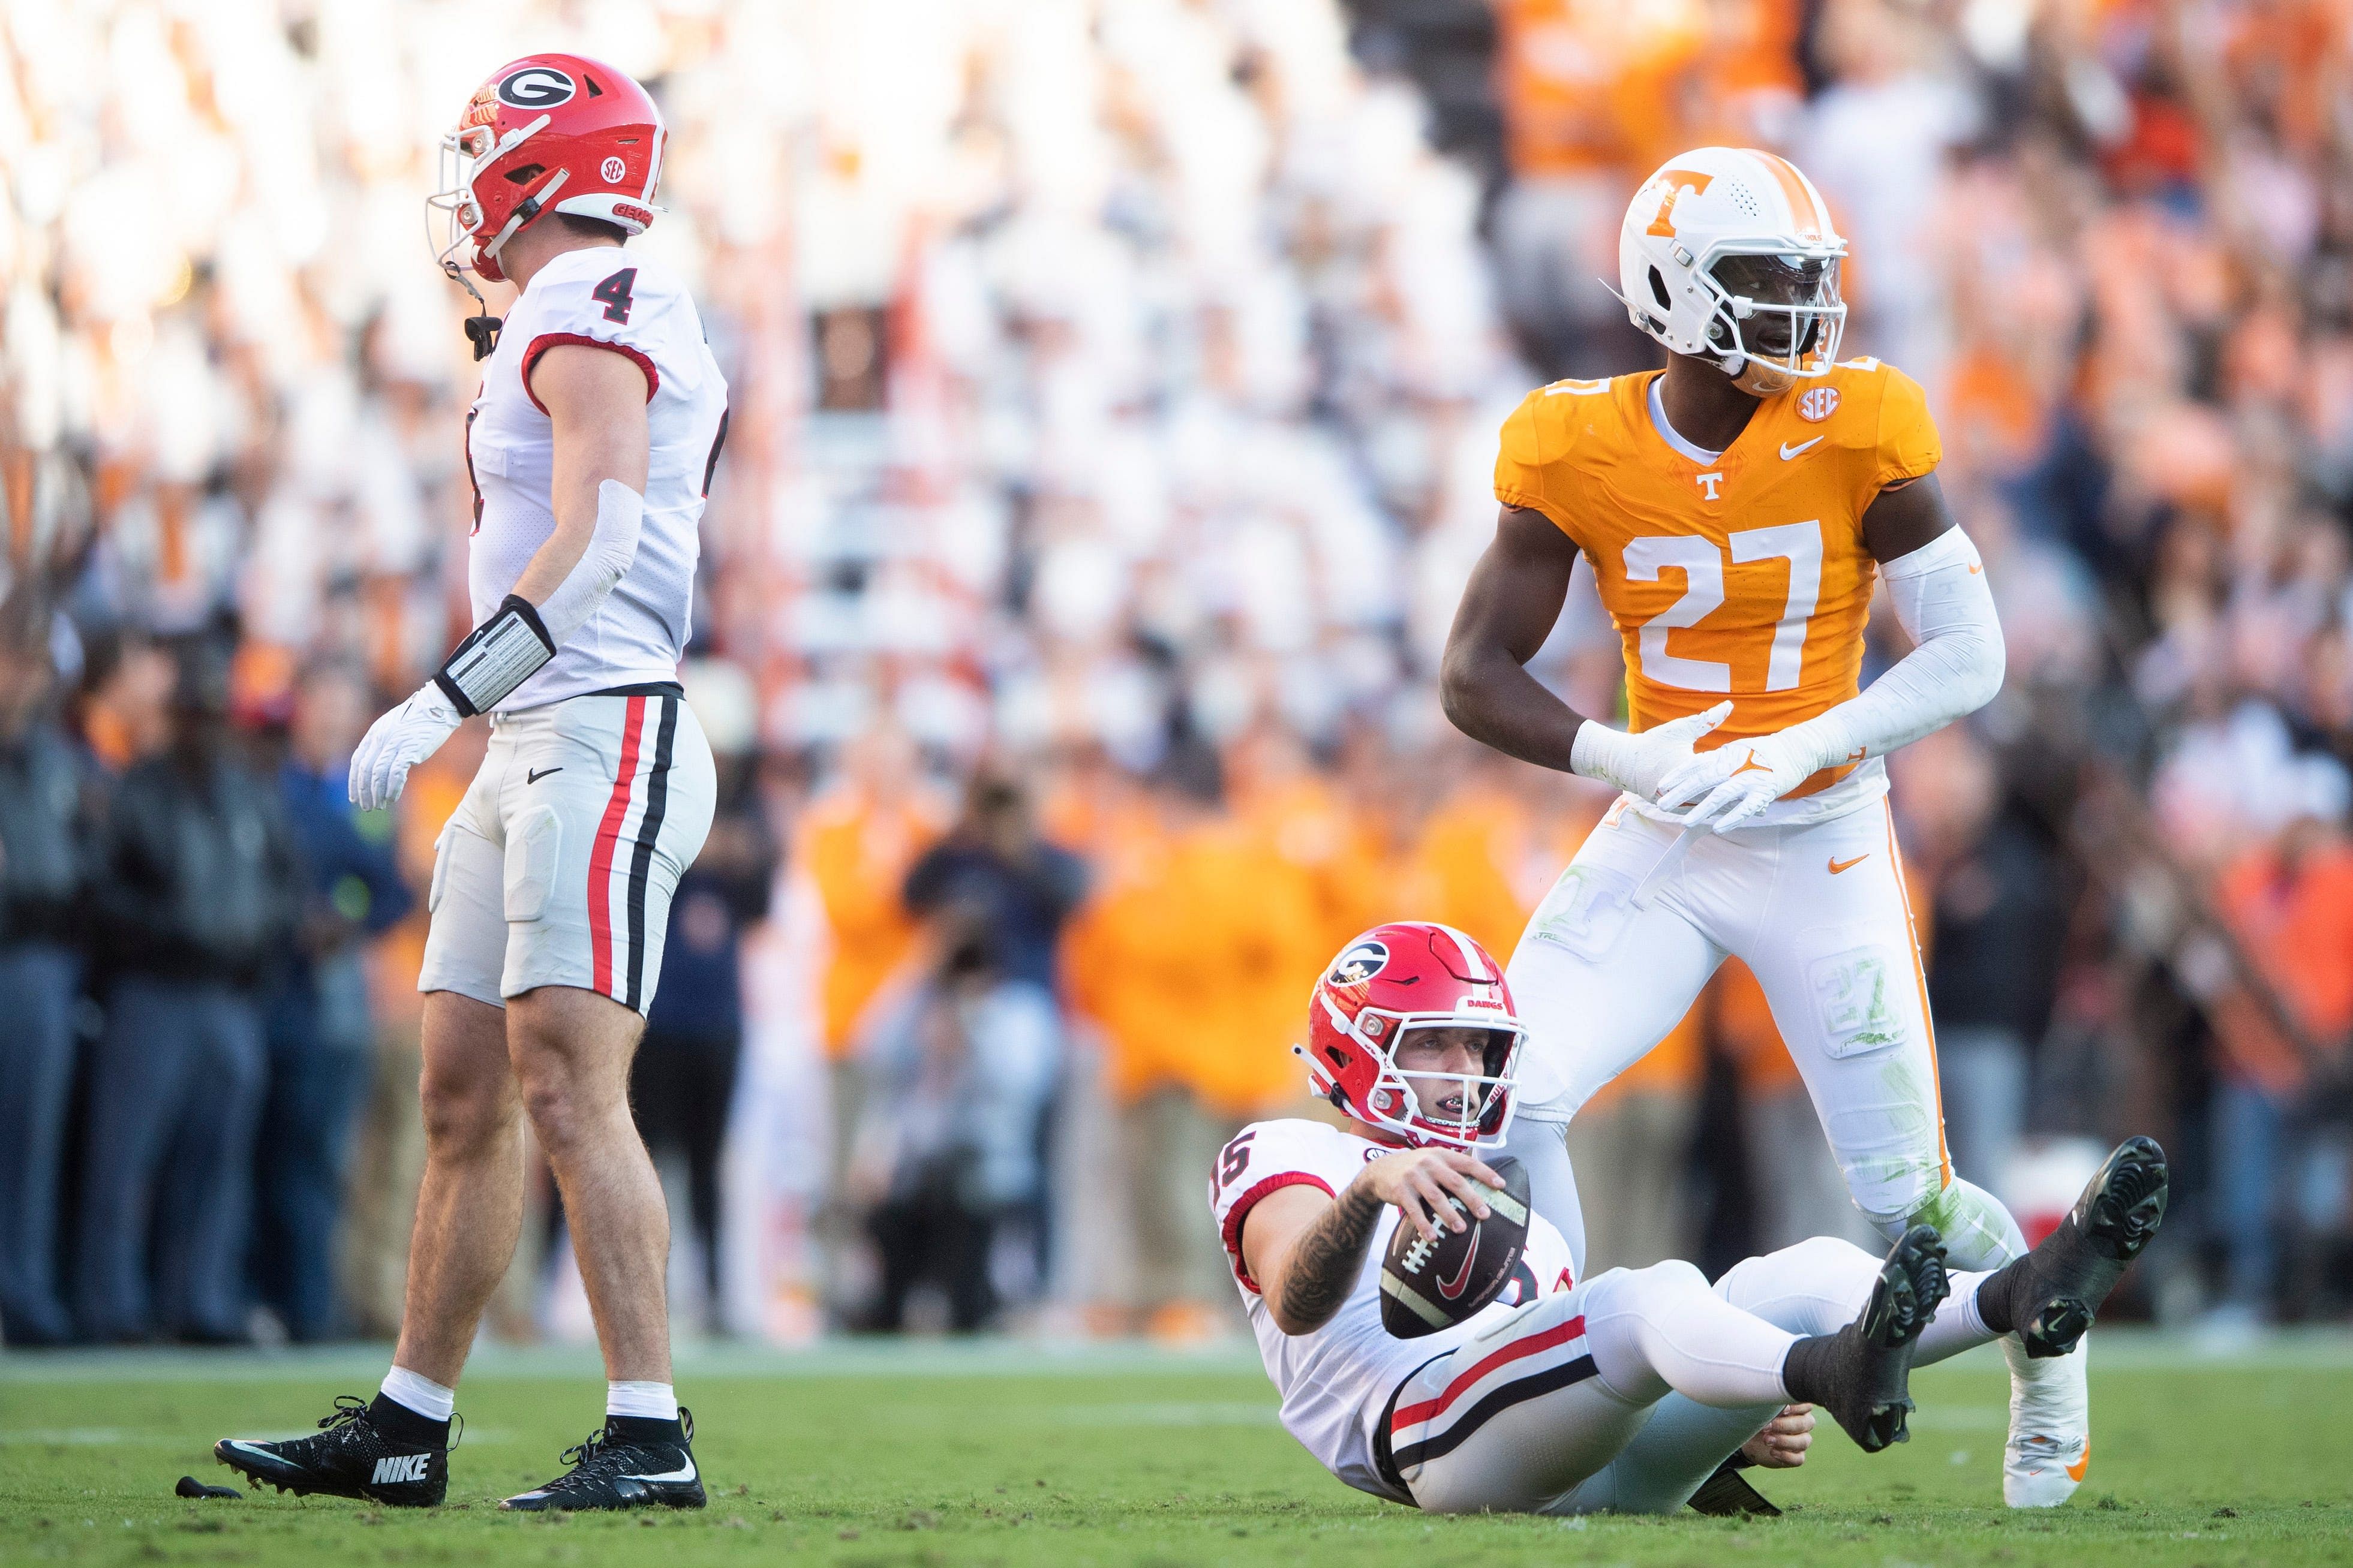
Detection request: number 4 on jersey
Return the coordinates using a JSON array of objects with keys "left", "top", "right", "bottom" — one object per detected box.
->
[{"left": 592, "top": 267, "right": 637, "bottom": 324}]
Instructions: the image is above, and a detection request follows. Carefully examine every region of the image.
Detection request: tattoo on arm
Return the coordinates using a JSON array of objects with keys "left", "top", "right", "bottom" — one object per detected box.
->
[{"left": 1275, "top": 1184, "right": 1386, "bottom": 1332}]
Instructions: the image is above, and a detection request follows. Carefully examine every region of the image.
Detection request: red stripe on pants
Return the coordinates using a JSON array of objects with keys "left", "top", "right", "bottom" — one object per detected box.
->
[
  {"left": 588, "top": 696, "right": 647, "bottom": 997},
  {"left": 1391, "top": 1314, "right": 1587, "bottom": 1431}
]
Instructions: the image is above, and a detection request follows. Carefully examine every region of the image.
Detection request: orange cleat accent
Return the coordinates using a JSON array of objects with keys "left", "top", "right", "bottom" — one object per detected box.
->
[{"left": 2066, "top": 1441, "right": 2091, "bottom": 1483}]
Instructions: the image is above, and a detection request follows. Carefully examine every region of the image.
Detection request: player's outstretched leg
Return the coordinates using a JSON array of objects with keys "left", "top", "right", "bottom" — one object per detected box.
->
[
  {"left": 1780, "top": 1226, "right": 1950, "bottom": 1453},
  {"left": 1977, "top": 1137, "right": 2168, "bottom": 1359},
  {"left": 501, "top": 1409, "right": 705, "bottom": 1512},
  {"left": 214, "top": 1395, "right": 451, "bottom": 1506}
]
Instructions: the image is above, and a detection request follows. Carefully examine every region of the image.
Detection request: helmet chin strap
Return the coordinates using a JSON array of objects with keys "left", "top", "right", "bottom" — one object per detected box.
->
[
  {"left": 441, "top": 263, "right": 503, "bottom": 362},
  {"left": 1732, "top": 357, "right": 1799, "bottom": 396}
]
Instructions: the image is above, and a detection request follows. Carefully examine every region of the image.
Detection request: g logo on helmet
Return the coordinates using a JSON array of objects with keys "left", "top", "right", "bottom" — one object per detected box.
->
[
  {"left": 497, "top": 67, "right": 576, "bottom": 109},
  {"left": 1798, "top": 387, "right": 1840, "bottom": 423},
  {"left": 600, "top": 156, "right": 627, "bottom": 183},
  {"left": 1327, "top": 940, "right": 1389, "bottom": 987}
]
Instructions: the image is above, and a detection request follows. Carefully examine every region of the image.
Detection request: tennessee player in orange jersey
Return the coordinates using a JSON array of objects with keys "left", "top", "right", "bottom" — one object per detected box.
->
[{"left": 1441, "top": 146, "right": 2090, "bottom": 1511}]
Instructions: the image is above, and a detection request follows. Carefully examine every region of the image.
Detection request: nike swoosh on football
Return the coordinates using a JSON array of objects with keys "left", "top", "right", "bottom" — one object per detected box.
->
[
  {"left": 527, "top": 766, "right": 563, "bottom": 784},
  {"left": 625, "top": 1456, "right": 697, "bottom": 1484},
  {"left": 1436, "top": 1227, "right": 1481, "bottom": 1301},
  {"left": 1779, "top": 437, "right": 1825, "bottom": 460}
]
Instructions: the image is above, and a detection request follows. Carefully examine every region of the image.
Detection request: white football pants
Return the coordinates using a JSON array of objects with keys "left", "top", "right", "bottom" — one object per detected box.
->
[
  {"left": 1394, "top": 1236, "right": 1998, "bottom": 1515},
  {"left": 1500, "top": 798, "right": 2027, "bottom": 1276},
  {"left": 419, "top": 688, "right": 716, "bottom": 1018}
]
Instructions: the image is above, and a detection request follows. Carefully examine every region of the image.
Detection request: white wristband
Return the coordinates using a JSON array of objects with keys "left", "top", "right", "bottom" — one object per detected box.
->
[{"left": 1570, "top": 721, "right": 1634, "bottom": 792}]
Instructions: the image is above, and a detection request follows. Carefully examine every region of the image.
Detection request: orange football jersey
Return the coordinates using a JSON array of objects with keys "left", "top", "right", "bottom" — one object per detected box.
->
[{"left": 1494, "top": 359, "right": 1940, "bottom": 799}]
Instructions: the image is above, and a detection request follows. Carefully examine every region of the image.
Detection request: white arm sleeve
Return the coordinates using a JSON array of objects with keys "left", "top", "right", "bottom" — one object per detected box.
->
[
  {"left": 1786, "top": 526, "right": 2005, "bottom": 768},
  {"left": 534, "top": 478, "right": 645, "bottom": 646}
]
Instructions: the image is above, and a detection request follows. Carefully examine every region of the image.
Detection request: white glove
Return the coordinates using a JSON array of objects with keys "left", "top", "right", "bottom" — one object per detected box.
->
[
  {"left": 349, "top": 682, "right": 463, "bottom": 812},
  {"left": 1655, "top": 723, "right": 1829, "bottom": 833},
  {"left": 1570, "top": 701, "right": 1733, "bottom": 800}
]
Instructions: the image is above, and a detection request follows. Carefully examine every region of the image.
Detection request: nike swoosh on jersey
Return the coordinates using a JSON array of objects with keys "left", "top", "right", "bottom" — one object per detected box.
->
[
  {"left": 1779, "top": 436, "right": 1825, "bottom": 460},
  {"left": 527, "top": 766, "right": 564, "bottom": 784},
  {"left": 1828, "top": 853, "right": 1871, "bottom": 874},
  {"left": 626, "top": 1456, "right": 698, "bottom": 1484}
]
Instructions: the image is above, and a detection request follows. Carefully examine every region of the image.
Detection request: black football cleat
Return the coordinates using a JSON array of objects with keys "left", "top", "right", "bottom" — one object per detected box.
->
[
  {"left": 501, "top": 1410, "right": 706, "bottom": 1512},
  {"left": 1687, "top": 1453, "right": 1781, "bottom": 1517},
  {"left": 1783, "top": 1224, "right": 1951, "bottom": 1454},
  {"left": 214, "top": 1395, "right": 450, "bottom": 1506},
  {"left": 1996, "top": 1136, "right": 2169, "bottom": 1359}
]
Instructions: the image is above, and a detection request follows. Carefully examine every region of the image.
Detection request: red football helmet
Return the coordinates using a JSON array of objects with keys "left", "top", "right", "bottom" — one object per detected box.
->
[
  {"left": 1298, "top": 922, "right": 1528, "bottom": 1150},
  {"left": 429, "top": 53, "right": 666, "bottom": 287}
]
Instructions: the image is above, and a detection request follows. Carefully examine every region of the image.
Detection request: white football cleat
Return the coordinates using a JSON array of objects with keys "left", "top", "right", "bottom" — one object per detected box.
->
[{"left": 2002, "top": 1331, "right": 2090, "bottom": 1507}]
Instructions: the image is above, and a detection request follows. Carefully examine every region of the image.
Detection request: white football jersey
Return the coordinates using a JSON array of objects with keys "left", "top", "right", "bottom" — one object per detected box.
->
[
  {"left": 1209, "top": 1118, "right": 1577, "bottom": 1501},
  {"left": 464, "top": 245, "right": 728, "bottom": 711}
]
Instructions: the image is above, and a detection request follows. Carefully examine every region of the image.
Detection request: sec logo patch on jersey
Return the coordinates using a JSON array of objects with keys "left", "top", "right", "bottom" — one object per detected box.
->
[{"left": 1798, "top": 386, "right": 1840, "bottom": 422}]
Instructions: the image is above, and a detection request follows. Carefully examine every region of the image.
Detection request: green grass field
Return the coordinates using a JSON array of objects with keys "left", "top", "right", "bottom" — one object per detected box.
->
[{"left": 6, "top": 1334, "right": 2351, "bottom": 1566}]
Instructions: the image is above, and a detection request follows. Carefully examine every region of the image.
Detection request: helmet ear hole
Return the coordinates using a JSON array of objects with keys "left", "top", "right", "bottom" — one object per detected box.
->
[{"left": 1648, "top": 266, "right": 1673, "bottom": 311}]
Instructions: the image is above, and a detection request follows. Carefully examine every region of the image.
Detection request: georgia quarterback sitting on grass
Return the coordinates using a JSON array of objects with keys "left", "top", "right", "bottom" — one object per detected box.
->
[{"left": 1215, "top": 923, "right": 2168, "bottom": 1517}]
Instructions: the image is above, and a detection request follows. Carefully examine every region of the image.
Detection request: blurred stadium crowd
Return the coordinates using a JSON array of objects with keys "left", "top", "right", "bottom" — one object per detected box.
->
[{"left": 0, "top": 0, "right": 2349, "bottom": 1350}]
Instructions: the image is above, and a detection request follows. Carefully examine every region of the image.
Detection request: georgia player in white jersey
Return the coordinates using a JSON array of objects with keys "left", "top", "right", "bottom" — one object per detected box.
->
[
  {"left": 214, "top": 55, "right": 722, "bottom": 1512},
  {"left": 1441, "top": 146, "right": 2096, "bottom": 1507},
  {"left": 1216, "top": 922, "right": 2169, "bottom": 1517}
]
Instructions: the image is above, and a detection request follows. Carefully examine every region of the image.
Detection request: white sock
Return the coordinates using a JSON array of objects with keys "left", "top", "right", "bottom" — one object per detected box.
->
[
  {"left": 380, "top": 1366, "right": 456, "bottom": 1424},
  {"left": 1914, "top": 1268, "right": 1999, "bottom": 1367},
  {"left": 606, "top": 1380, "right": 679, "bottom": 1421}
]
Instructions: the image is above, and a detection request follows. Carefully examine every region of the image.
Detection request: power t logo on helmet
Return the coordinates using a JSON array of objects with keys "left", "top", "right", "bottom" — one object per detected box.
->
[
  {"left": 428, "top": 53, "right": 668, "bottom": 353},
  {"left": 1298, "top": 922, "right": 1528, "bottom": 1151},
  {"left": 1614, "top": 146, "right": 1847, "bottom": 397}
]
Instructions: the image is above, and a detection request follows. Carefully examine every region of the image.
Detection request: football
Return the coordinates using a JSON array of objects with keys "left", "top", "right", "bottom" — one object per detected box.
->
[{"left": 1378, "top": 1155, "right": 1532, "bottom": 1338}]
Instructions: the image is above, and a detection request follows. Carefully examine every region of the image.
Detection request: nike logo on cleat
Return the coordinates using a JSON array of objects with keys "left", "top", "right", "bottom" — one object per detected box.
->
[
  {"left": 625, "top": 1456, "right": 698, "bottom": 1484},
  {"left": 1779, "top": 437, "right": 1825, "bottom": 461},
  {"left": 371, "top": 1453, "right": 432, "bottom": 1485},
  {"left": 527, "top": 766, "right": 563, "bottom": 784}
]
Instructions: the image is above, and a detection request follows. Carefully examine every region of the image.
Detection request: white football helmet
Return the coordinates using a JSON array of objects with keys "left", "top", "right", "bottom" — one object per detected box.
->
[{"left": 1615, "top": 146, "right": 1847, "bottom": 396}]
